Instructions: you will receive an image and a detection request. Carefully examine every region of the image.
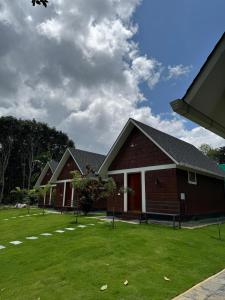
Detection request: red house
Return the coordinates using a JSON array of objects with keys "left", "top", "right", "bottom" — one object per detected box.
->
[
  {"left": 99, "top": 118, "right": 225, "bottom": 219},
  {"left": 50, "top": 148, "right": 106, "bottom": 210},
  {"left": 35, "top": 160, "right": 58, "bottom": 207}
]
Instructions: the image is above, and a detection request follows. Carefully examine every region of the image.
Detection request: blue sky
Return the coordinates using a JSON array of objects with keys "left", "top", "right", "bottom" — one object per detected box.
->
[
  {"left": 134, "top": 0, "right": 225, "bottom": 130},
  {"left": 0, "top": 0, "right": 224, "bottom": 152}
]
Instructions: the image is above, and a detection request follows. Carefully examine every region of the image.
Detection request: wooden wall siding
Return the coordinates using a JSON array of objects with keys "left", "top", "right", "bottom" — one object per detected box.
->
[
  {"left": 107, "top": 174, "right": 124, "bottom": 212},
  {"left": 93, "top": 198, "right": 107, "bottom": 210},
  {"left": 65, "top": 182, "right": 72, "bottom": 207},
  {"left": 145, "top": 169, "right": 180, "bottom": 214},
  {"left": 58, "top": 156, "right": 80, "bottom": 180},
  {"left": 55, "top": 183, "right": 64, "bottom": 207},
  {"left": 177, "top": 169, "right": 225, "bottom": 216},
  {"left": 41, "top": 167, "right": 53, "bottom": 185},
  {"left": 109, "top": 127, "right": 173, "bottom": 171}
]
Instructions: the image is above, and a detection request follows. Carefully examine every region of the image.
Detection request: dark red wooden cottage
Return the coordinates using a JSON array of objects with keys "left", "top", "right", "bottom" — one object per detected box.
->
[
  {"left": 99, "top": 118, "right": 225, "bottom": 218},
  {"left": 35, "top": 160, "right": 58, "bottom": 207},
  {"left": 50, "top": 148, "right": 106, "bottom": 211}
]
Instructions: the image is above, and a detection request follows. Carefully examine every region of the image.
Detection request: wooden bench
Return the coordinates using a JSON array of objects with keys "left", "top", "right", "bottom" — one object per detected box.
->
[{"left": 140, "top": 212, "right": 181, "bottom": 229}]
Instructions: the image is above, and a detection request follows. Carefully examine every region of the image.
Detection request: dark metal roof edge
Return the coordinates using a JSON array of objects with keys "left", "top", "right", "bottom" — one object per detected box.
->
[{"left": 181, "top": 32, "right": 225, "bottom": 102}]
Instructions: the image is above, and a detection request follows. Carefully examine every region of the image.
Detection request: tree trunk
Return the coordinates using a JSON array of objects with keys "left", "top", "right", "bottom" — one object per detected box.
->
[
  {"left": 27, "top": 144, "right": 34, "bottom": 189},
  {"left": 0, "top": 141, "right": 12, "bottom": 203}
]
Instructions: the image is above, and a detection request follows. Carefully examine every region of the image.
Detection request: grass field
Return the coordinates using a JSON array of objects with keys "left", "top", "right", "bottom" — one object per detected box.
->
[{"left": 0, "top": 208, "right": 225, "bottom": 300}]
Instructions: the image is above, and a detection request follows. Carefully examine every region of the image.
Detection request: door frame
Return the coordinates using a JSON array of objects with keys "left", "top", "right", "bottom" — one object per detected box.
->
[{"left": 127, "top": 172, "right": 142, "bottom": 212}]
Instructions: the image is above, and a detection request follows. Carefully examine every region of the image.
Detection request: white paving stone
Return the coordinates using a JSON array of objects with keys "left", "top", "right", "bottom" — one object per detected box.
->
[
  {"left": 19, "top": 215, "right": 25, "bottom": 218},
  {"left": 40, "top": 233, "right": 52, "bottom": 236},
  {"left": 3, "top": 219, "right": 9, "bottom": 221},
  {"left": 11, "top": 217, "right": 17, "bottom": 219},
  {"left": 0, "top": 245, "right": 6, "bottom": 250},
  {"left": 87, "top": 224, "right": 95, "bottom": 226},
  {"left": 26, "top": 236, "right": 39, "bottom": 240},
  {"left": 10, "top": 241, "right": 23, "bottom": 245},
  {"left": 65, "top": 228, "right": 75, "bottom": 231},
  {"left": 55, "top": 230, "right": 65, "bottom": 233},
  {"left": 77, "top": 225, "right": 87, "bottom": 228}
]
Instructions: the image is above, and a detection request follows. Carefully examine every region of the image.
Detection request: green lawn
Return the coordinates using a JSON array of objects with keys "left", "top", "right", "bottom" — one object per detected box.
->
[{"left": 0, "top": 208, "right": 225, "bottom": 300}]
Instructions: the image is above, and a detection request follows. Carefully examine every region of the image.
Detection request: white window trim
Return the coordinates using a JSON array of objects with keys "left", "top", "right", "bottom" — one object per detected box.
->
[{"left": 188, "top": 171, "right": 197, "bottom": 185}]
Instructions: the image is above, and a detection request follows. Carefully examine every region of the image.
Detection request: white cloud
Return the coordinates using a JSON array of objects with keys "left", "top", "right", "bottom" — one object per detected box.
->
[
  {"left": 167, "top": 64, "right": 192, "bottom": 80},
  {"left": 0, "top": 0, "right": 223, "bottom": 154}
]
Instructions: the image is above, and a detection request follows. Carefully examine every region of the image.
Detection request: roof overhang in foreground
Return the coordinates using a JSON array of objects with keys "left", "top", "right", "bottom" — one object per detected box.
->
[{"left": 170, "top": 32, "right": 225, "bottom": 139}]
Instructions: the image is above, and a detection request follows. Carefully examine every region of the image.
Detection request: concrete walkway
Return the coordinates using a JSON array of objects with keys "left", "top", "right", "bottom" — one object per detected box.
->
[{"left": 173, "top": 269, "right": 225, "bottom": 300}]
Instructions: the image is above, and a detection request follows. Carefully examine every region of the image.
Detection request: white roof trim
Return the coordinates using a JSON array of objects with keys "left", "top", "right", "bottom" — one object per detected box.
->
[
  {"left": 67, "top": 148, "right": 83, "bottom": 174},
  {"left": 99, "top": 118, "right": 178, "bottom": 175},
  {"left": 177, "top": 163, "right": 225, "bottom": 180},
  {"left": 34, "top": 162, "right": 51, "bottom": 188},
  {"left": 98, "top": 119, "right": 134, "bottom": 175},
  {"left": 99, "top": 118, "right": 224, "bottom": 180},
  {"left": 49, "top": 148, "right": 83, "bottom": 183},
  {"left": 131, "top": 119, "right": 178, "bottom": 165}
]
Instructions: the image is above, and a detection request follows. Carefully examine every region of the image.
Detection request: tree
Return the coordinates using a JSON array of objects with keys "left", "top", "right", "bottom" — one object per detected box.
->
[
  {"left": 32, "top": 0, "right": 48, "bottom": 7},
  {"left": 0, "top": 116, "right": 17, "bottom": 203},
  {"left": 36, "top": 184, "right": 52, "bottom": 214},
  {"left": 0, "top": 116, "right": 74, "bottom": 203},
  {"left": 199, "top": 144, "right": 220, "bottom": 163},
  {"left": 71, "top": 170, "right": 130, "bottom": 228}
]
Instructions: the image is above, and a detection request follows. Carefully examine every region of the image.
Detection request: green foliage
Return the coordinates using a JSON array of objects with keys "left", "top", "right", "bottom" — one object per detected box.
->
[
  {"left": 10, "top": 187, "right": 39, "bottom": 206},
  {"left": 199, "top": 143, "right": 220, "bottom": 162},
  {"left": 10, "top": 187, "right": 26, "bottom": 204},
  {"left": 32, "top": 0, "right": 48, "bottom": 7},
  {"left": 1, "top": 209, "right": 225, "bottom": 299},
  {"left": 0, "top": 116, "right": 74, "bottom": 202}
]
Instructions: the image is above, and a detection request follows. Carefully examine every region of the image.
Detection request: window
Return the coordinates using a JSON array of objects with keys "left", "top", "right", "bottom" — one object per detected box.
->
[{"left": 188, "top": 171, "right": 197, "bottom": 185}]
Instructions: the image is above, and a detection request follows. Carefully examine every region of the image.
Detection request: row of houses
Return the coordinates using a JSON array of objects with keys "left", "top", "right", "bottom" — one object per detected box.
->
[{"left": 35, "top": 118, "right": 225, "bottom": 218}]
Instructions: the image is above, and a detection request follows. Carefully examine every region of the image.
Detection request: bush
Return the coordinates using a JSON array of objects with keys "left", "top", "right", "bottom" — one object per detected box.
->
[{"left": 79, "top": 194, "right": 93, "bottom": 215}]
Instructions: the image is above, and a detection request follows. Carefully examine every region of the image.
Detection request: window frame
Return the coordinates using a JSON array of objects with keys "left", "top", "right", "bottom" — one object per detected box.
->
[{"left": 188, "top": 171, "right": 197, "bottom": 185}]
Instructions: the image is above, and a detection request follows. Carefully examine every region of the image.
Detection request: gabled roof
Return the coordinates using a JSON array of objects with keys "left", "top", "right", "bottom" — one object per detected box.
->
[
  {"left": 99, "top": 118, "right": 225, "bottom": 179},
  {"left": 49, "top": 160, "right": 58, "bottom": 173},
  {"left": 34, "top": 160, "right": 58, "bottom": 188},
  {"left": 69, "top": 148, "right": 106, "bottom": 174},
  {"left": 50, "top": 148, "right": 106, "bottom": 182},
  {"left": 171, "top": 32, "right": 225, "bottom": 139}
]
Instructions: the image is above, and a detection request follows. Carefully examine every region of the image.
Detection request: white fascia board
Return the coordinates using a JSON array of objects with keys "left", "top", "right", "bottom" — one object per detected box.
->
[
  {"left": 49, "top": 149, "right": 71, "bottom": 183},
  {"left": 177, "top": 164, "right": 225, "bottom": 180},
  {"left": 108, "top": 164, "right": 177, "bottom": 175},
  {"left": 67, "top": 148, "right": 83, "bottom": 175},
  {"left": 130, "top": 119, "right": 178, "bottom": 165},
  {"left": 98, "top": 119, "right": 135, "bottom": 175},
  {"left": 34, "top": 163, "right": 50, "bottom": 188},
  {"left": 55, "top": 179, "right": 72, "bottom": 183}
]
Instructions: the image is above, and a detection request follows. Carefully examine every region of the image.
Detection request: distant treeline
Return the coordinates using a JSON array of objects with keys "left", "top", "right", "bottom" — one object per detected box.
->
[{"left": 0, "top": 116, "right": 74, "bottom": 203}]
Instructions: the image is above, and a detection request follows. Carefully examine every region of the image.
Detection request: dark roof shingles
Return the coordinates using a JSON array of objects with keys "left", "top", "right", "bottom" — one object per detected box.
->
[
  {"left": 133, "top": 119, "right": 225, "bottom": 178},
  {"left": 69, "top": 148, "right": 106, "bottom": 174},
  {"left": 49, "top": 160, "right": 58, "bottom": 172}
]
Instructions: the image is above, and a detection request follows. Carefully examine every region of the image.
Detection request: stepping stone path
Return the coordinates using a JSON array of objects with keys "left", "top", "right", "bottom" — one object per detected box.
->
[
  {"left": 65, "top": 228, "right": 75, "bottom": 231},
  {"left": 0, "top": 245, "right": 6, "bottom": 250},
  {"left": 10, "top": 241, "right": 23, "bottom": 245},
  {"left": 77, "top": 225, "right": 87, "bottom": 228},
  {"left": 40, "top": 233, "right": 52, "bottom": 236},
  {"left": 55, "top": 230, "right": 65, "bottom": 233},
  {"left": 26, "top": 237, "right": 39, "bottom": 240}
]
